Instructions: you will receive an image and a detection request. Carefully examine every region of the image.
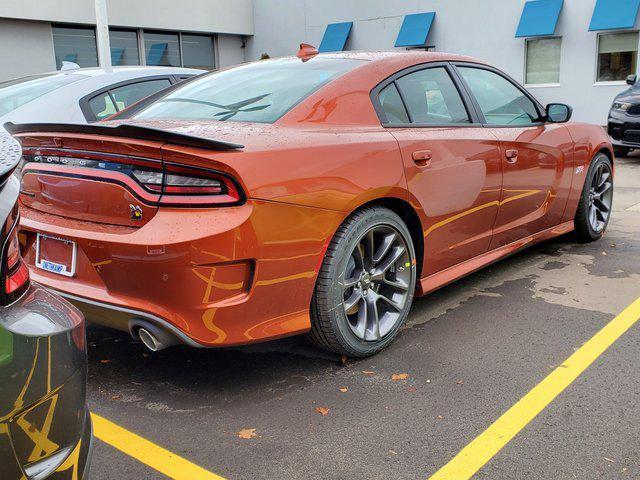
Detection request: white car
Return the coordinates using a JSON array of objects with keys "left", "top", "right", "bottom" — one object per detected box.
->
[{"left": 0, "top": 66, "right": 204, "bottom": 132}]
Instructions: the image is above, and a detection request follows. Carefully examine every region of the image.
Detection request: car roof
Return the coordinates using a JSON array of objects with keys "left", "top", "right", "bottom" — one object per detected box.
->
[
  {"left": 31, "top": 65, "right": 205, "bottom": 79},
  {"left": 300, "top": 50, "right": 486, "bottom": 65}
]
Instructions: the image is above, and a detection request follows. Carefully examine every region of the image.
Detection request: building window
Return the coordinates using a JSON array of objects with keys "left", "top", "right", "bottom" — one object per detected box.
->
[
  {"left": 143, "top": 31, "right": 215, "bottom": 69},
  {"left": 109, "top": 29, "right": 140, "bottom": 66},
  {"left": 144, "top": 31, "right": 181, "bottom": 67},
  {"left": 52, "top": 26, "right": 98, "bottom": 69},
  {"left": 525, "top": 37, "right": 561, "bottom": 85},
  {"left": 181, "top": 34, "right": 215, "bottom": 69},
  {"left": 597, "top": 32, "right": 639, "bottom": 82}
]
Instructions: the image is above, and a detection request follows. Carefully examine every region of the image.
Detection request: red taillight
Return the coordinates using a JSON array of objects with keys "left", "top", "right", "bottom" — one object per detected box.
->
[
  {"left": 6, "top": 262, "right": 28, "bottom": 294},
  {"left": 3, "top": 226, "right": 29, "bottom": 299},
  {"left": 22, "top": 153, "right": 245, "bottom": 208},
  {"left": 6, "top": 232, "right": 20, "bottom": 271},
  {"left": 132, "top": 168, "right": 241, "bottom": 206}
]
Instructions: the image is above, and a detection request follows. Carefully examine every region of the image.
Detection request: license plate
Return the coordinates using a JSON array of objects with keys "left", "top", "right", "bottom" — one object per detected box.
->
[{"left": 35, "top": 234, "right": 77, "bottom": 277}]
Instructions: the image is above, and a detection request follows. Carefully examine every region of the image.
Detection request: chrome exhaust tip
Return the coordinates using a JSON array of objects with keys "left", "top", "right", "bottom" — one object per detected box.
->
[
  {"left": 130, "top": 320, "right": 178, "bottom": 352},
  {"left": 137, "top": 327, "right": 162, "bottom": 351}
]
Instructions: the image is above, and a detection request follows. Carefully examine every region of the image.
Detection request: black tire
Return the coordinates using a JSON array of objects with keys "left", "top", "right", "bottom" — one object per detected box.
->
[
  {"left": 574, "top": 153, "right": 614, "bottom": 243},
  {"left": 308, "top": 206, "right": 417, "bottom": 357},
  {"left": 613, "top": 146, "right": 630, "bottom": 158}
]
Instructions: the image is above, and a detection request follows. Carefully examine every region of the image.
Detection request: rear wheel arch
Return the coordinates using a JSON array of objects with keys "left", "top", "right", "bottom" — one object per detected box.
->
[{"left": 347, "top": 197, "right": 424, "bottom": 279}]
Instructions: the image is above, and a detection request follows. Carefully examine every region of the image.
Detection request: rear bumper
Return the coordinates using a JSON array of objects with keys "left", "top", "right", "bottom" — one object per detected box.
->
[{"left": 19, "top": 199, "right": 342, "bottom": 347}]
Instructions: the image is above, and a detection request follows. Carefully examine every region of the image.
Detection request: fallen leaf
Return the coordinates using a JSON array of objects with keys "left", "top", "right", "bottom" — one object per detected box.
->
[
  {"left": 456, "top": 380, "right": 464, "bottom": 385},
  {"left": 339, "top": 387, "right": 348, "bottom": 393},
  {"left": 437, "top": 415, "right": 443, "bottom": 420},
  {"left": 237, "top": 428, "right": 257, "bottom": 439},
  {"left": 340, "top": 355, "right": 349, "bottom": 365},
  {"left": 391, "top": 373, "right": 409, "bottom": 381},
  {"left": 100, "top": 359, "right": 112, "bottom": 364},
  {"left": 111, "top": 394, "right": 121, "bottom": 400},
  {"left": 362, "top": 371, "right": 375, "bottom": 376},
  {"left": 315, "top": 407, "right": 330, "bottom": 416}
]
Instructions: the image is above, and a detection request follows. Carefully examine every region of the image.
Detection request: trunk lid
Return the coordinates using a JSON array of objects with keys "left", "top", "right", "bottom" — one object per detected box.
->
[{"left": 17, "top": 132, "right": 165, "bottom": 227}]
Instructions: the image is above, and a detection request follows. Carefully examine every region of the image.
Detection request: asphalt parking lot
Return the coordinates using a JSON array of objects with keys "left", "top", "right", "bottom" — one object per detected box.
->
[{"left": 87, "top": 155, "right": 640, "bottom": 480}]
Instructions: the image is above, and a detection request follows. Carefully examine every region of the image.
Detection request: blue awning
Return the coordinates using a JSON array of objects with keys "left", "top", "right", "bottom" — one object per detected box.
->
[
  {"left": 395, "top": 12, "right": 436, "bottom": 47},
  {"left": 318, "top": 22, "right": 353, "bottom": 53},
  {"left": 589, "top": 0, "right": 640, "bottom": 31},
  {"left": 516, "top": 0, "right": 563, "bottom": 38}
]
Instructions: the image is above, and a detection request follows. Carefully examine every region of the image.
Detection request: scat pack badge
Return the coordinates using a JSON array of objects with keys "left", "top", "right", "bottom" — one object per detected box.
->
[{"left": 129, "top": 204, "right": 143, "bottom": 221}]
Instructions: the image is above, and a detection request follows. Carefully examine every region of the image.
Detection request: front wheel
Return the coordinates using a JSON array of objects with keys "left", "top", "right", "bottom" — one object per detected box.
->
[
  {"left": 308, "top": 206, "right": 417, "bottom": 357},
  {"left": 574, "top": 153, "right": 613, "bottom": 243}
]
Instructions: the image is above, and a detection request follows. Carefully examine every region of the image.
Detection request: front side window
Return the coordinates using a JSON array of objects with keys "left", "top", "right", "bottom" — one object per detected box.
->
[
  {"left": 110, "top": 29, "right": 140, "bottom": 66},
  {"left": 144, "top": 32, "right": 181, "bottom": 67},
  {"left": 395, "top": 68, "right": 470, "bottom": 124},
  {"left": 0, "top": 74, "right": 84, "bottom": 117},
  {"left": 132, "top": 57, "right": 365, "bottom": 123},
  {"left": 597, "top": 32, "right": 639, "bottom": 82},
  {"left": 458, "top": 67, "right": 540, "bottom": 126},
  {"left": 52, "top": 26, "right": 98, "bottom": 69},
  {"left": 525, "top": 37, "right": 561, "bottom": 85}
]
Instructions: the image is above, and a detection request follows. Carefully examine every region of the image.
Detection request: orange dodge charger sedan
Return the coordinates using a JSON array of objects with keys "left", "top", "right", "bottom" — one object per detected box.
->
[{"left": 8, "top": 50, "right": 613, "bottom": 357}]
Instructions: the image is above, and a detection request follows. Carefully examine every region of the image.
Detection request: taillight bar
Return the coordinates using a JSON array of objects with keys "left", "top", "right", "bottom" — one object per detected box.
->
[{"left": 21, "top": 153, "right": 244, "bottom": 207}]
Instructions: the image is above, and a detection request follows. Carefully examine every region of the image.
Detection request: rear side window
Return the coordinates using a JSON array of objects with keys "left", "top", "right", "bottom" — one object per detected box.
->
[
  {"left": 110, "top": 79, "right": 172, "bottom": 110},
  {"left": 392, "top": 68, "right": 470, "bottom": 125},
  {"left": 379, "top": 84, "right": 409, "bottom": 124},
  {"left": 457, "top": 67, "right": 540, "bottom": 125},
  {"left": 131, "top": 57, "right": 366, "bottom": 123},
  {"left": 88, "top": 93, "right": 117, "bottom": 120},
  {"left": 87, "top": 78, "right": 172, "bottom": 121}
]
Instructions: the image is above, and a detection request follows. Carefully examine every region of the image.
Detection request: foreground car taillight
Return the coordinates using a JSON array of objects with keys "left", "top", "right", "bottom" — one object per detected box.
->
[
  {"left": 132, "top": 167, "right": 242, "bottom": 206},
  {"left": 22, "top": 154, "right": 244, "bottom": 208},
  {"left": 2, "top": 219, "right": 29, "bottom": 303}
]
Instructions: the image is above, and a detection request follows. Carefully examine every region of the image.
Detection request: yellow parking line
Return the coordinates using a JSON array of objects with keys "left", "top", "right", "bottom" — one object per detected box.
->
[
  {"left": 430, "top": 296, "right": 640, "bottom": 480},
  {"left": 91, "top": 413, "right": 227, "bottom": 480}
]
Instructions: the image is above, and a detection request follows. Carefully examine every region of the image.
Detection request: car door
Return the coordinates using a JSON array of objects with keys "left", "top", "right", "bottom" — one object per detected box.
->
[
  {"left": 82, "top": 77, "right": 174, "bottom": 121},
  {"left": 374, "top": 64, "right": 502, "bottom": 276},
  {"left": 454, "top": 64, "right": 574, "bottom": 248}
]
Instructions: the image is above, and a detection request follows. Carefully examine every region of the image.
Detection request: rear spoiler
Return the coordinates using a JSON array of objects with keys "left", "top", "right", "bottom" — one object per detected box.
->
[{"left": 4, "top": 122, "right": 244, "bottom": 151}]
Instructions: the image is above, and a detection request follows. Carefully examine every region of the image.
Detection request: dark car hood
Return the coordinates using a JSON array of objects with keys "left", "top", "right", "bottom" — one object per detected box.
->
[{"left": 614, "top": 86, "right": 640, "bottom": 103}]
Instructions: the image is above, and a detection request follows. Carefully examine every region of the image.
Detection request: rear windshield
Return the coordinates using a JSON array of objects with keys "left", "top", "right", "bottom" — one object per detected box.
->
[
  {"left": 131, "top": 57, "right": 366, "bottom": 123},
  {"left": 0, "top": 74, "right": 85, "bottom": 117}
]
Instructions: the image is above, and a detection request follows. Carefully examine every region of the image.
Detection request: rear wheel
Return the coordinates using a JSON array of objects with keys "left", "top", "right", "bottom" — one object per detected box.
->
[
  {"left": 613, "top": 146, "right": 630, "bottom": 158},
  {"left": 574, "top": 153, "right": 613, "bottom": 243},
  {"left": 309, "top": 207, "right": 417, "bottom": 357}
]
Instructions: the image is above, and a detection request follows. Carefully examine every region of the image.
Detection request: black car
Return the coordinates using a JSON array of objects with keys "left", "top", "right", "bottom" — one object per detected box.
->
[
  {"left": 608, "top": 73, "right": 640, "bottom": 157},
  {"left": 0, "top": 135, "right": 92, "bottom": 479}
]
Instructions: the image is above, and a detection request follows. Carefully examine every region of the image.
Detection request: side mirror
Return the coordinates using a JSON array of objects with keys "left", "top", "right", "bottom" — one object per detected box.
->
[
  {"left": 626, "top": 74, "right": 637, "bottom": 85},
  {"left": 546, "top": 103, "right": 572, "bottom": 123}
]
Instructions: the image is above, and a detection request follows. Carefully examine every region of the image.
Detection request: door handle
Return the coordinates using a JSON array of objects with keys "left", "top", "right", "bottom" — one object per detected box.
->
[
  {"left": 412, "top": 150, "right": 432, "bottom": 166},
  {"left": 505, "top": 149, "right": 519, "bottom": 164}
]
